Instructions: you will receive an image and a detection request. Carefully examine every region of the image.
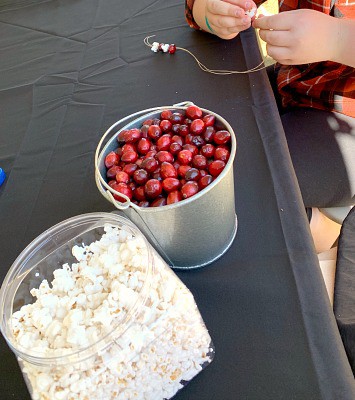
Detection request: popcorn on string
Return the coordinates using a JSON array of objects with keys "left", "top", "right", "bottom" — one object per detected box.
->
[{"left": 144, "top": 34, "right": 267, "bottom": 75}]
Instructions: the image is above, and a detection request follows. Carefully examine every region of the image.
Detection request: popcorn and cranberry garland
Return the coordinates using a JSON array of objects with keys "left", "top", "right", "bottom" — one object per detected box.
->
[
  {"left": 150, "top": 41, "right": 176, "bottom": 54},
  {"left": 11, "top": 224, "right": 213, "bottom": 400},
  {"left": 144, "top": 31, "right": 266, "bottom": 74}
]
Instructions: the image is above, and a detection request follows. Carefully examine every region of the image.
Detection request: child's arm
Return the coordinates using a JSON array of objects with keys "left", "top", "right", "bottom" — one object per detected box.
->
[
  {"left": 191, "top": 0, "right": 258, "bottom": 39},
  {"left": 252, "top": 10, "right": 355, "bottom": 67}
]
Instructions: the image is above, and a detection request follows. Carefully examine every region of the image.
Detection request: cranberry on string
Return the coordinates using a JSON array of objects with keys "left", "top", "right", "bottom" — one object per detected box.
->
[{"left": 168, "top": 44, "right": 176, "bottom": 54}]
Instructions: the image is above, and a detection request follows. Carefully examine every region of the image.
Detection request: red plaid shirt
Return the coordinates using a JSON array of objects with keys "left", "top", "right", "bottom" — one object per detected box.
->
[{"left": 185, "top": 0, "right": 355, "bottom": 117}]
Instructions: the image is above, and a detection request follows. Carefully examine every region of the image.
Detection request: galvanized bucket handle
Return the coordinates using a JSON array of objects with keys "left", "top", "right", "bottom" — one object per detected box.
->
[{"left": 94, "top": 102, "right": 195, "bottom": 210}]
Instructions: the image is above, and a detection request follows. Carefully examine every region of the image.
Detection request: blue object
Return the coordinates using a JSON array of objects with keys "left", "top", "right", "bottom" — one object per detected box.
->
[{"left": 0, "top": 168, "right": 6, "bottom": 186}]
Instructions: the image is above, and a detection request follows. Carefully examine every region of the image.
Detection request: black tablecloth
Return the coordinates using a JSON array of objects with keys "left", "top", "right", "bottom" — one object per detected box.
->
[{"left": 1, "top": 1, "right": 355, "bottom": 399}]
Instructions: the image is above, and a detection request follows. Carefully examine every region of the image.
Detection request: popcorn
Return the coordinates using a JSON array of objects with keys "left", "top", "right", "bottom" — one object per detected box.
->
[
  {"left": 11, "top": 224, "right": 213, "bottom": 400},
  {"left": 245, "top": 6, "right": 257, "bottom": 19}
]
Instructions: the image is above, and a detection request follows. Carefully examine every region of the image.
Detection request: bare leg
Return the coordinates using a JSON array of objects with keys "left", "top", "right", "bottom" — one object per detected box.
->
[{"left": 309, "top": 208, "right": 341, "bottom": 254}]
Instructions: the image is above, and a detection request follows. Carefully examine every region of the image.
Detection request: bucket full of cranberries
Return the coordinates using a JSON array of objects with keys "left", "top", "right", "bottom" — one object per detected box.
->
[{"left": 95, "top": 102, "right": 237, "bottom": 269}]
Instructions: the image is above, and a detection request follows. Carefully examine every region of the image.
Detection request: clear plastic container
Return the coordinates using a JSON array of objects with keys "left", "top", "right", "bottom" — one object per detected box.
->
[{"left": 0, "top": 212, "right": 214, "bottom": 400}]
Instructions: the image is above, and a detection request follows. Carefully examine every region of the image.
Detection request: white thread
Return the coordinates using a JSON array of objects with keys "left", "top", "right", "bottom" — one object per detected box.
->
[{"left": 144, "top": 35, "right": 267, "bottom": 74}]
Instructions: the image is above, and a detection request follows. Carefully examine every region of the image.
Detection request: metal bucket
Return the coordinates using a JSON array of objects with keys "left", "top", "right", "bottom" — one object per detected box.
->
[{"left": 95, "top": 102, "right": 237, "bottom": 269}]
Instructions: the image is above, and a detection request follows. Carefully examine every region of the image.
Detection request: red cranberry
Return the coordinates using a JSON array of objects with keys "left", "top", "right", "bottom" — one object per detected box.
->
[
  {"left": 122, "top": 143, "right": 136, "bottom": 153},
  {"left": 168, "top": 44, "right": 176, "bottom": 54},
  {"left": 203, "top": 126, "right": 215, "bottom": 142},
  {"left": 178, "top": 149, "right": 193, "bottom": 165},
  {"left": 170, "top": 112, "right": 184, "bottom": 124},
  {"left": 214, "top": 146, "right": 230, "bottom": 162},
  {"left": 115, "top": 171, "right": 130, "bottom": 184},
  {"left": 171, "top": 124, "right": 181, "bottom": 134},
  {"left": 169, "top": 142, "right": 182, "bottom": 155},
  {"left": 179, "top": 125, "right": 189, "bottom": 136},
  {"left": 185, "top": 168, "right": 200, "bottom": 181},
  {"left": 203, "top": 114, "right": 216, "bottom": 126},
  {"left": 181, "top": 181, "right": 199, "bottom": 199},
  {"left": 209, "top": 160, "right": 226, "bottom": 177},
  {"left": 192, "top": 154, "right": 207, "bottom": 169},
  {"left": 116, "top": 129, "right": 127, "bottom": 142},
  {"left": 167, "top": 190, "right": 183, "bottom": 205},
  {"left": 201, "top": 144, "right": 215, "bottom": 158},
  {"left": 142, "top": 119, "right": 153, "bottom": 126},
  {"left": 182, "top": 144, "right": 198, "bottom": 156},
  {"left": 104, "top": 151, "right": 119, "bottom": 168},
  {"left": 111, "top": 182, "right": 132, "bottom": 202},
  {"left": 144, "top": 150, "right": 157, "bottom": 159},
  {"left": 140, "top": 125, "right": 149, "bottom": 137},
  {"left": 133, "top": 169, "right": 149, "bottom": 185},
  {"left": 108, "top": 180, "right": 117, "bottom": 188},
  {"left": 133, "top": 185, "right": 146, "bottom": 201},
  {"left": 214, "top": 130, "right": 231, "bottom": 145},
  {"left": 156, "top": 134, "right": 172, "bottom": 151},
  {"left": 137, "top": 138, "right": 151, "bottom": 155},
  {"left": 171, "top": 135, "right": 183, "bottom": 146},
  {"left": 184, "top": 134, "right": 194, "bottom": 145},
  {"left": 160, "top": 119, "right": 172, "bottom": 132},
  {"left": 121, "top": 150, "right": 138, "bottom": 163},
  {"left": 148, "top": 125, "right": 162, "bottom": 140},
  {"left": 162, "top": 177, "right": 181, "bottom": 192},
  {"left": 178, "top": 165, "right": 192, "bottom": 178},
  {"left": 190, "top": 135, "right": 205, "bottom": 147},
  {"left": 144, "top": 179, "right": 162, "bottom": 199},
  {"left": 190, "top": 119, "right": 205, "bottom": 135},
  {"left": 123, "top": 163, "right": 138, "bottom": 176},
  {"left": 199, "top": 174, "right": 213, "bottom": 190},
  {"left": 123, "top": 128, "right": 141, "bottom": 143},
  {"left": 156, "top": 150, "right": 174, "bottom": 164},
  {"left": 161, "top": 110, "right": 172, "bottom": 120},
  {"left": 141, "top": 157, "right": 158, "bottom": 173},
  {"left": 160, "top": 162, "right": 177, "bottom": 179},
  {"left": 186, "top": 105, "right": 203, "bottom": 120},
  {"left": 106, "top": 165, "right": 122, "bottom": 179},
  {"left": 151, "top": 197, "right": 167, "bottom": 207}
]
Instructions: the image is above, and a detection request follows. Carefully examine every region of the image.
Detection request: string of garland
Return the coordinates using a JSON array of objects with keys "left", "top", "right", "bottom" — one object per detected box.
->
[{"left": 144, "top": 35, "right": 267, "bottom": 75}]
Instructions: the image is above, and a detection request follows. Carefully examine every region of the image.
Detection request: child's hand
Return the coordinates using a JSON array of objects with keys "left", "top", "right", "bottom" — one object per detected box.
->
[
  {"left": 252, "top": 10, "right": 339, "bottom": 65},
  {"left": 204, "top": 0, "right": 257, "bottom": 39}
]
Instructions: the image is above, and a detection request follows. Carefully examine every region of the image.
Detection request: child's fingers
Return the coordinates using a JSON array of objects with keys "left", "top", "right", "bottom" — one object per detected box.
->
[
  {"left": 211, "top": 14, "right": 249, "bottom": 29},
  {"left": 265, "top": 44, "right": 292, "bottom": 64},
  {"left": 252, "top": 14, "right": 291, "bottom": 30},
  {"left": 207, "top": 0, "right": 243, "bottom": 18},
  {"left": 258, "top": 29, "right": 290, "bottom": 47},
  {"left": 223, "top": 0, "right": 257, "bottom": 12}
]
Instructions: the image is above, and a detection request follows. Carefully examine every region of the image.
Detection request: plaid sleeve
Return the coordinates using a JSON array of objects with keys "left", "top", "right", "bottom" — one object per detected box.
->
[{"left": 185, "top": 0, "right": 202, "bottom": 30}]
